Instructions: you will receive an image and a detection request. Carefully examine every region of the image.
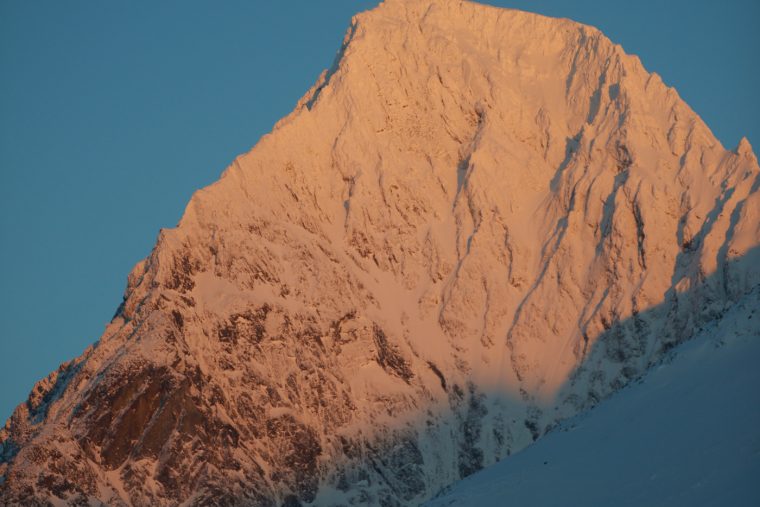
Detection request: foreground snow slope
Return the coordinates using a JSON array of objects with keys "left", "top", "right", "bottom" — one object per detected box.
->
[{"left": 427, "top": 287, "right": 760, "bottom": 507}]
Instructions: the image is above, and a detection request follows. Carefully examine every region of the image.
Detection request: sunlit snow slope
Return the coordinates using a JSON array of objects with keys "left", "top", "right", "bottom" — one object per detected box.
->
[{"left": 427, "top": 287, "right": 760, "bottom": 507}]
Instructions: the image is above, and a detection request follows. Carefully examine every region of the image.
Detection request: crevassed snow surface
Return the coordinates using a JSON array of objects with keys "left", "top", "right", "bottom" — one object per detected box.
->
[{"left": 427, "top": 288, "right": 760, "bottom": 507}]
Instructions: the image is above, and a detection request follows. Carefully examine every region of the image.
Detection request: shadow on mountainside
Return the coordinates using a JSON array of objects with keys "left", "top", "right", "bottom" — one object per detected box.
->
[
  {"left": 433, "top": 244, "right": 760, "bottom": 477},
  {"left": 384, "top": 245, "right": 760, "bottom": 505},
  {"left": 295, "top": 247, "right": 760, "bottom": 506}
]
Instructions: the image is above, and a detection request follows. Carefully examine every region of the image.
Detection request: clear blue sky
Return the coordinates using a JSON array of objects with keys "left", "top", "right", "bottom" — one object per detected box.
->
[{"left": 1, "top": 0, "right": 758, "bottom": 421}]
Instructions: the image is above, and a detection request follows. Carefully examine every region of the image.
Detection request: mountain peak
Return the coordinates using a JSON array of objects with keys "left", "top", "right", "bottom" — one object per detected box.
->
[
  {"left": 737, "top": 136, "right": 755, "bottom": 158},
  {"left": 2, "top": 2, "right": 758, "bottom": 506}
]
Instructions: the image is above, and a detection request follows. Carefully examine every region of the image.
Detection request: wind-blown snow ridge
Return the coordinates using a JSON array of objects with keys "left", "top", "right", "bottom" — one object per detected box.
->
[{"left": 2, "top": 0, "right": 759, "bottom": 505}]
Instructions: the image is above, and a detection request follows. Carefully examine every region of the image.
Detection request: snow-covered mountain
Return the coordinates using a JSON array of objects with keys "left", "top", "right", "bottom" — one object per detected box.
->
[
  {"left": 2, "top": 0, "right": 758, "bottom": 505},
  {"left": 425, "top": 286, "right": 760, "bottom": 507}
]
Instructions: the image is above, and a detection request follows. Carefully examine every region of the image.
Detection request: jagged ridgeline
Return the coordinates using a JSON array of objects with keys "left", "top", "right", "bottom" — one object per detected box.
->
[{"left": 2, "top": 0, "right": 759, "bottom": 506}]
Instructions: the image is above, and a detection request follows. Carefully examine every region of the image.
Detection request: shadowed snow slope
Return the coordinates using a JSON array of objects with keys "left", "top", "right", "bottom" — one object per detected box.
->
[
  {"left": 426, "top": 287, "right": 760, "bottom": 507},
  {"left": 1, "top": 0, "right": 759, "bottom": 505}
]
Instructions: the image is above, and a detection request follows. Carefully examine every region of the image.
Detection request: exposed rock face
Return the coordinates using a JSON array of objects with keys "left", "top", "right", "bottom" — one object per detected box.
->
[{"left": 2, "top": 1, "right": 759, "bottom": 505}]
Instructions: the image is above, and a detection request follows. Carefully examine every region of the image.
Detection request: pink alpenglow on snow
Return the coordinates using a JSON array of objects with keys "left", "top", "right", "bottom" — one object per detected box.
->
[{"left": 1, "top": 1, "right": 758, "bottom": 506}]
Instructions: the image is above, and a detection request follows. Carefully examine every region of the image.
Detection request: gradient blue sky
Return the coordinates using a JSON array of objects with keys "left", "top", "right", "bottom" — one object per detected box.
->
[{"left": 1, "top": 0, "right": 758, "bottom": 421}]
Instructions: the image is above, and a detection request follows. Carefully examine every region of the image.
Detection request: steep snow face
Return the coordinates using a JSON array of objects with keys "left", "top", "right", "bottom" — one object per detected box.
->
[
  {"left": 2, "top": 0, "right": 759, "bottom": 505},
  {"left": 426, "top": 287, "right": 760, "bottom": 507}
]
